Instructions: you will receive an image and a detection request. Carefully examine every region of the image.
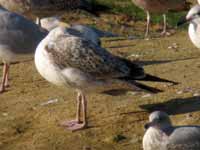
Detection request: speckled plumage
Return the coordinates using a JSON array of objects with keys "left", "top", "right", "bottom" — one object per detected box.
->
[
  {"left": 35, "top": 27, "right": 176, "bottom": 131},
  {"left": 45, "top": 35, "right": 130, "bottom": 79}
]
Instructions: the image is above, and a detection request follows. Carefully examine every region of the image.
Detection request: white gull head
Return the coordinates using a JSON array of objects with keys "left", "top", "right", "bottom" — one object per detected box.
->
[
  {"left": 186, "top": 5, "right": 200, "bottom": 48},
  {"left": 143, "top": 111, "right": 172, "bottom": 150}
]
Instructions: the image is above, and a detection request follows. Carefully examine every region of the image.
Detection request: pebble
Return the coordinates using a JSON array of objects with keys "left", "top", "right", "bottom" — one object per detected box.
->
[
  {"left": 2, "top": 113, "right": 8, "bottom": 116},
  {"left": 193, "top": 93, "right": 200, "bottom": 97},
  {"left": 142, "top": 94, "right": 152, "bottom": 98},
  {"left": 40, "top": 99, "right": 58, "bottom": 106}
]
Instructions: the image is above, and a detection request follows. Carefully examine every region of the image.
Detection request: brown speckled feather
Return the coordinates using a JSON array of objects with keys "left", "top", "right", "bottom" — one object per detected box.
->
[{"left": 45, "top": 35, "right": 133, "bottom": 79}]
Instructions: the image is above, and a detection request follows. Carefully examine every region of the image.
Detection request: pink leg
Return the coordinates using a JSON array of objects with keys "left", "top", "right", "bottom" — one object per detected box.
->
[
  {"left": 67, "top": 93, "right": 87, "bottom": 131},
  {"left": 0, "top": 63, "right": 9, "bottom": 93},
  {"left": 60, "top": 92, "right": 82, "bottom": 127},
  {"left": 61, "top": 91, "right": 88, "bottom": 131},
  {"left": 5, "top": 64, "right": 9, "bottom": 87}
]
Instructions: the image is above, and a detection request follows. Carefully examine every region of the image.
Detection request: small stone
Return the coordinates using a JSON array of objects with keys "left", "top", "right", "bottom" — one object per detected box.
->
[
  {"left": 177, "top": 91, "right": 183, "bottom": 95},
  {"left": 2, "top": 113, "right": 8, "bottom": 116},
  {"left": 142, "top": 94, "right": 152, "bottom": 98},
  {"left": 40, "top": 99, "right": 59, "bottom": 106},
  {"left": 193, "top": 93, "right": 200, "bottom": 97}
]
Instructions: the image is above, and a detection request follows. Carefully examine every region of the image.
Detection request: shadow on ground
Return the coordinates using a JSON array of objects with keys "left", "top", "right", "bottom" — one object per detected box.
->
[{"left": 140, "top": 96, "right": 200, "bottom": 116}]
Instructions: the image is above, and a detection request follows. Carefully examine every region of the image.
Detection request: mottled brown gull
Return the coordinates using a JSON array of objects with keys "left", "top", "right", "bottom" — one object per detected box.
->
[
  {"left": 35, "top": 27, "right": 177, "bottom": 131},
  {"left": 143, "top": 111, "right": 200, "bottom": 150},
  {"left": 0, "top": 0, "right": 110, "bottom": 23},
  {"left": 132, "top": 0, "right": 190, "bottom": 37},
  {"left": 0, "top": 6, "right": 47, "bottom": 93}
]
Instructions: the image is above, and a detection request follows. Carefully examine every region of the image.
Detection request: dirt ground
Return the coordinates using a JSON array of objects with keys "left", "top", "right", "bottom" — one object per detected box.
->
[{"left": 1, "top": 5, "right": 200, "bottom": 150}]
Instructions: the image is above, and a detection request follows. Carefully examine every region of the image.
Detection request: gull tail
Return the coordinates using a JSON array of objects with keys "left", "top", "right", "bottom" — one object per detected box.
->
[{"left": 118, "top": 57, "right": 178, "bottom": 85}]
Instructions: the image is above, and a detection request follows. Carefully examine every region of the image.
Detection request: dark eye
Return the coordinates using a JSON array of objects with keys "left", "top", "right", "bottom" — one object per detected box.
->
[{"left": 158, "top": 117, "right": 164, "bottom": 122}]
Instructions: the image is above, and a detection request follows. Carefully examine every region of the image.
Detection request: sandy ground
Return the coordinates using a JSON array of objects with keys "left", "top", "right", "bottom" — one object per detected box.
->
[{"left": 1, "top": 7, "right": 200, "bottom": 150}]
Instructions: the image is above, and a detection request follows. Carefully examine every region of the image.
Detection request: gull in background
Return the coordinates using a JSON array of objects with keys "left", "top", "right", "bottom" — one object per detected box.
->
[
  {"left": 0, "top": 0, "right": 110, "bottom": 23},
  {"left": 132, "top": 0, "right": 190, "bottom": 37},
  {"left": 35, "top": 26, "right": 177, "bottom": 131},
  {"left": 38, "top": 16, "right": 118, "bottom": 45},
  {"left": 178, "top": 5, "right": 200, "bottom": 49},
  {"left": 143, "top": 111, "right": 200, "bottom": 150},
  {"left": 0, "top": 6, "right": 47, "bottom": 93}
]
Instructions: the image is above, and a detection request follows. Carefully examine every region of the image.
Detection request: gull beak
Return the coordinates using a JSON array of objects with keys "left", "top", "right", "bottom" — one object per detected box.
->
[
  {"left": 58, "top": 21, "right": 71, "bottom": 28},
  {"left": 177, "top": 16, "right": 191, "bottom": 26}
]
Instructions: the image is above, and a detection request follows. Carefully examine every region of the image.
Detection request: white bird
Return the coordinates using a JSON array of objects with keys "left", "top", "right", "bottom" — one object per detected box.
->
[
  {"left": 0, "top": 6, "right": 47, "bottom": 93},
  {"left": 178, "top": 5, "right": 200, "bottom": 49},
  {"left": 35, "top": 26, "right": 177, "bottom": 131},
  {"left": 38, "top": 16, "right": 118, "bottom": 45},
  {"left": 143, "top": 111, "right": 200, "bottom": 150},
  {"left": 132, "top": 0, "right": 190, "bottom": 37}
]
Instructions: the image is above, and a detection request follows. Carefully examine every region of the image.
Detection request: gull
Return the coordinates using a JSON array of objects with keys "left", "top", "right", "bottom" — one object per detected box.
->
[
  {"left": 0, "top": 6, "right": 47, "bottom": 93},
  {"left": 35, "top": 26, "right": 177, "bottom": 131},
  {"left": 132, "top": 0, "right": 190, "bottom": 37},
  {"left": 177, "top": 5, "right": 200, "bottom": 48},
  {"left": 38, "top": 16, "right": 101, "bottom": 45},
  {"left": 39, "top": 16, "right": 119, "bottom": 45},
  {"left": 143, "top": 111, "right": 200, "bottom": 150},
  {"left": 0, "top": 0, "right": 110, "bottom": 23}
]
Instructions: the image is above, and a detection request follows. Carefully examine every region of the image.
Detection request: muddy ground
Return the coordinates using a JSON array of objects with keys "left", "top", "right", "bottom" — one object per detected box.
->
[{"left": 1, "top": 3, "right": 200, "bottom": 150}]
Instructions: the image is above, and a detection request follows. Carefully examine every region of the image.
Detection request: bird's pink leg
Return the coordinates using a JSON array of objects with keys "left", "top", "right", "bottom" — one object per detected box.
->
[
  {"left": 0, "top": 63, "right": 9, "bottom": 93},
  {"left": 61, "top": 91, "right": 88, "bottom": 131},
  {"left": 60, "top": 92, "right": 82, "bottom": 127},
  {"left": 145, "top": 11, "right": 151, "bottom": 38},
  {"left": 67, "top": 92, "right": 88, "bottom": 131},
  {"left": 5, "top": 64, "right": 10, "bottom": 87}
]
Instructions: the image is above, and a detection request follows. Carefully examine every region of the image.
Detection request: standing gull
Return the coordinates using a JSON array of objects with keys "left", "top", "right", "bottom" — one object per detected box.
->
[
  {"left": 132, "top": 0, "right": 190, "bottom": 37},
  {"left": 35, "top": 26, "right": 177, "bottom": 131},
  {"left": 143, "top": 111, "right": 200, "bottom": 150},
  {"left": 38, "top": 16, "right": 119, "bottom": 45},
  {"left": 178, "top": 5, "right": 200, "bottom": 49},
  {"left": 0, "top": 6, "right": 47, "bottom": 93},
  {"left": 0, "top": 0, "right": 110, "bottom": 23}
]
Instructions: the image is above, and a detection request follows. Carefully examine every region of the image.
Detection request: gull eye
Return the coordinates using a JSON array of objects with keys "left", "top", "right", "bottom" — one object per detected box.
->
[{"left": 157, "top": 117, "right": 164, "bottom": 122}]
